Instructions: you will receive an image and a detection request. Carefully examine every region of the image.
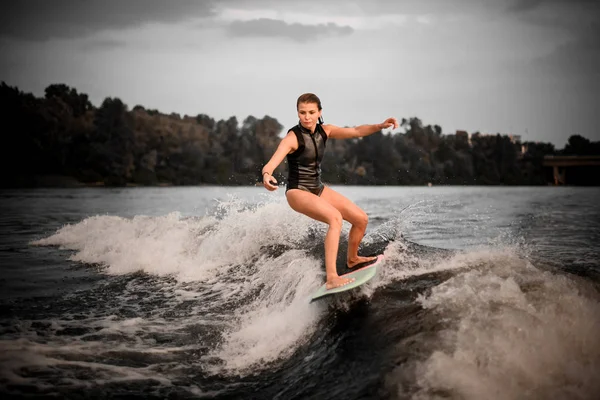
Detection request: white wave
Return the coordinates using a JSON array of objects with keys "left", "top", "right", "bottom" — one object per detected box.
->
[
  {"left": 204, "top": 249, "right": 325, "bottom": 375},
  {"left": 27, "top": 194, "right": 489, "bottom": 379},
  {"left": 28, "top": 195, "right": 338, "bottom": 377},
  {"left": 388, "top": 248, "right": 600, "bottom": 400},
  {"left": 31, "top": 195, "right": 314, "bottom": 284}
]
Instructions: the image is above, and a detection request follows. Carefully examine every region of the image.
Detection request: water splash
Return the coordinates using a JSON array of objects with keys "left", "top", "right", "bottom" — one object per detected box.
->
[{"left": 388, "top": 248, "right": 600, "bottom": 400}]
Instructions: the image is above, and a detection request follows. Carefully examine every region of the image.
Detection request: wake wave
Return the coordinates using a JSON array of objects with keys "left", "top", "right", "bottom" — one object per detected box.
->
[
  {"left": 27, "top": 196, "right": 446, "bottom": 377},
  {"left": 387, "top": 248, "right": 600, "bottom": 400},
  {"left": 25, "top": 194, "right": 600, "bottom": 400}
]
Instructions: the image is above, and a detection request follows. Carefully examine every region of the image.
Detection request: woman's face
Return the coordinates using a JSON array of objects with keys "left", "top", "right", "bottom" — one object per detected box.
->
[{"left": 297, "top": 102, "right": 321, "bottom": 131}]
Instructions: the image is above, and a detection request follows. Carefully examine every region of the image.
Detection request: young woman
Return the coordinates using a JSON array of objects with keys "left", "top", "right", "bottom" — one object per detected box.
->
[{"left": 262, "top": 93, "right": 398, "bottom": 289}]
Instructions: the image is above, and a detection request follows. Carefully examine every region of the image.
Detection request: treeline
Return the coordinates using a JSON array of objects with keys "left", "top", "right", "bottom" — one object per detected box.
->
[{"left": 1, "top": 81, "right": 599, "bottom": 187}]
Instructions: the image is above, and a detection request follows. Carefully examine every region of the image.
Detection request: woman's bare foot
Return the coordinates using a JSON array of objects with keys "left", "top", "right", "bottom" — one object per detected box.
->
[
  {"left": 347, "top": 255, "right": 379, "bottom": 269},
  {"left": 326, "top": 276, "right": 355, "bottom": 290}
]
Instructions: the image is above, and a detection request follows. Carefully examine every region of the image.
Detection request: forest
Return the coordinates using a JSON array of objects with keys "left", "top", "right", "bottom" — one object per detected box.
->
[{"left": 1, "top": 81, "right": 599, "bottom": 188}]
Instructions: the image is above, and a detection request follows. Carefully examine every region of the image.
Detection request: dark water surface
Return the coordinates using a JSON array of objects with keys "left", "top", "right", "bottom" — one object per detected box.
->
[{"left": 1, "top": 186, "right": 599, "bottom": 399}]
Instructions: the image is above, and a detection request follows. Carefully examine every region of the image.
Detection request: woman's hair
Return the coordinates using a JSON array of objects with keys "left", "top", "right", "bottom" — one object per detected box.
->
[
  {"left": 297, "top": 93, "right": 324, "bottom": 124},
  {"left": 296, "top": 93, "right": 322, "bottom": 110}
]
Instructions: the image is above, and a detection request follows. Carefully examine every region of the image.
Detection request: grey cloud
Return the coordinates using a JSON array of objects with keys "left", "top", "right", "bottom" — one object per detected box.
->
[
  {"left": 219, "top": 0, "right": 598, "bottom": 18},
  {"left": 79, "top": 38, "right": 126, "bottom": 52},
  {"left": 508, "top": 0, "right": 600, "bottom": 12},
  {"left": 358, "top": 0, "right": 598, "bottom": 16},
  {"left": 227, "top": 18, "right": 353, "bottom": 42},
  {"left": 0, "top": 0, "right": 217, "bottom": 41},
  {"left": 511, "top": 0, "right": 600, "bottom": 39},
  {"left": 534, "top": 22, "right": 600, "bottom": 77},
  {"left": 501, "top": 0, "right": 600, "bottom": 75},
  {"left": 507, "top": 0, "right": 545, "bottom": 12},
  {"left": 218, "top": 0, "right": 499, "bottom": 16}
]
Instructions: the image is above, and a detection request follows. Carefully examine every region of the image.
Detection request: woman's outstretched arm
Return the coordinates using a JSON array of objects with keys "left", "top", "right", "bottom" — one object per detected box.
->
[{"left": 325, "top": 117, "right": 399, "bottom": 139}]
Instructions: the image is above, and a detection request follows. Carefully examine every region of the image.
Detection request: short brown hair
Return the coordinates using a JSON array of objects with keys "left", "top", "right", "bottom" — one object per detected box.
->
[{"left": 296, "top": 93, "right": 322, "bottom": 110}]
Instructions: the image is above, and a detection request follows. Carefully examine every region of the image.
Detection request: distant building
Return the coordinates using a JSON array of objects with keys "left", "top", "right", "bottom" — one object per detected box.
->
[
  {"left": 508, "top": 134, "right": 522, "bottom": 144},
  {"left": 455, "top": 130, "right": 470, "bottom": 146},
  {"left": 455, "top": 130, "right": 468, "bottom": 140}
]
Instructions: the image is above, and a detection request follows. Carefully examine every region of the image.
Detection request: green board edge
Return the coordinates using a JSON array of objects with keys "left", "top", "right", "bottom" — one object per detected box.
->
[{"left": 309, "top": 256, "right": 382, "bottom": 303}]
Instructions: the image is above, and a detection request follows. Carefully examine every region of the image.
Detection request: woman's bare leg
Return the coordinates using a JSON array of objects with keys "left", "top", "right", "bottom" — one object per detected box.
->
[
  {"left": 286, "top": 189, "right": 354, "bottom": 289},
  {"left": 320, "top": 187, "right": 377, "bottom": 268}
]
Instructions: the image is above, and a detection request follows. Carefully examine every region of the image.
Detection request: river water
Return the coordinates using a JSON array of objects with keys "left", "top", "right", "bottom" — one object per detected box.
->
[{"left": 1, "top": 186, "right": 599, "bottom": 399}]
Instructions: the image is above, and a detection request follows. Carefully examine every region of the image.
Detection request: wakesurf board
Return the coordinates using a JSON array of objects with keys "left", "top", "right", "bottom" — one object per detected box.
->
[{"left": 309, "top": 255, "right": 383, "bottom": 303}]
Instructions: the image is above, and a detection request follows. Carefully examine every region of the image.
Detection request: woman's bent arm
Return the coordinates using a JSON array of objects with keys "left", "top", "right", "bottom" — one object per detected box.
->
[{"left": 262, "top": 132, "right": 297, "bottom": 190}]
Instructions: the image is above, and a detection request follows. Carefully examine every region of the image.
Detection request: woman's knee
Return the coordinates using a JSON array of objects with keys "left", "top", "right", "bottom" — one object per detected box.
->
[
  {"left": 354, "top": 210, "right": 369, "bottom": 229},
  {"left": 328, "top": 211, "right": 343, "bottom": 230}
]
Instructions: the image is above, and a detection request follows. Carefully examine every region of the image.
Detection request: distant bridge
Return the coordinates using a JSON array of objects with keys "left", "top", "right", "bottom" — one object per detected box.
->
[{"left": 543, "top": 155, "right": 600, "bottom": 185}]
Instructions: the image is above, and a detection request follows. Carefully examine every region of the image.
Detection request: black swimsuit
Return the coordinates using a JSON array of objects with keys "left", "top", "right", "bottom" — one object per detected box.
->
[{"left": 286, "top": 123, "right": 327, "bottom": 196}]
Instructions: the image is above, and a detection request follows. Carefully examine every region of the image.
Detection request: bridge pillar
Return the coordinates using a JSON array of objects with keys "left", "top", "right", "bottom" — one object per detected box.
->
[{"left": 553, "top": 166, "right": 566, "bottom": 185}]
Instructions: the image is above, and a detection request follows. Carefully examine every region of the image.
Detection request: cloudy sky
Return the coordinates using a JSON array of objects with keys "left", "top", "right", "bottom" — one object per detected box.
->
[{"left": 1, "top": 0, "right": 599, "bottom": 146}]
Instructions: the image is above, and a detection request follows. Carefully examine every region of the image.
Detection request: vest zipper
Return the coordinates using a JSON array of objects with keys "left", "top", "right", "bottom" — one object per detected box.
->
[{"left": 310, "top": 132, "right": 319, "bottom": 173}]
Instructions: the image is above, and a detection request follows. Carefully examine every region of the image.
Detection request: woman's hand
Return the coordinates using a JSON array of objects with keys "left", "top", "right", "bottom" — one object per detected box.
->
[
  {"left": 380, "top": 117, "right": 399, "bottom": 130},
  {"left": 263, "top": 173, "right": 278, "bottom": 191}
]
